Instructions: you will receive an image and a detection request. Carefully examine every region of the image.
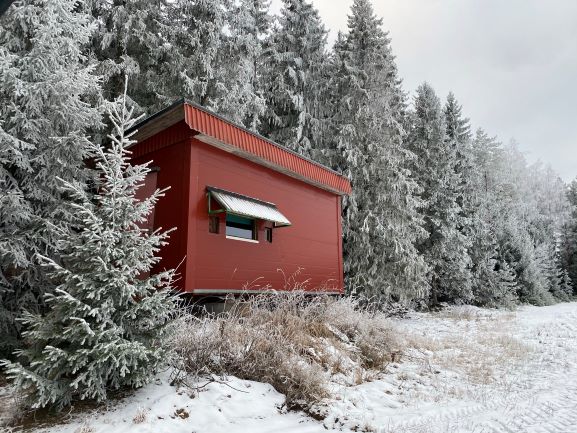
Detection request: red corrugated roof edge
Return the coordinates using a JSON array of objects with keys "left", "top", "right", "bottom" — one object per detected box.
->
[{"left": 128, "top": 100, "right": 352, "bottom": 196}]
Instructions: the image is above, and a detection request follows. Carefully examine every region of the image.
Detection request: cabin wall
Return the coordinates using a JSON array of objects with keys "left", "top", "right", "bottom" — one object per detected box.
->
[
  {"left": 131, "top": 121, "right": 192, "bottom": 291},
  {"left": 187, "top": 137, "right": 344, "bottom": 294},
  {"left": 131, "top": 120, "right": 345, "bottom": 295}
]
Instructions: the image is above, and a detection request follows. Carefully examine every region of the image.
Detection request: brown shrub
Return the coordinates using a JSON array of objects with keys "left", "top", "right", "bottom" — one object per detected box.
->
[{"left": 170, "top": 293, "right": 402, "bottom": 410}]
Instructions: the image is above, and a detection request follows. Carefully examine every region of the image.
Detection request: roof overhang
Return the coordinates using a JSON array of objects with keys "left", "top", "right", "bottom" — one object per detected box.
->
[
  {"left": 129, "top": 101, "right": 352, "bottom": 196},
  {"left": 130, "top": 99, "right": 186, "bottom": 143}
]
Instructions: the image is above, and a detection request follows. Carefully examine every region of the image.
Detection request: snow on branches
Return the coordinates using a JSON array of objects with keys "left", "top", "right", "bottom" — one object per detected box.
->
[{"left": 1, "top": 85, "right": 178, "bottom": 409}]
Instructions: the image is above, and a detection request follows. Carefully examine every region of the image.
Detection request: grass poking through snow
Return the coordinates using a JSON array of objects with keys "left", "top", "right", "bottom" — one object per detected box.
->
[{"left": 170, "top": 293, "right": 402, "bottom": 411}]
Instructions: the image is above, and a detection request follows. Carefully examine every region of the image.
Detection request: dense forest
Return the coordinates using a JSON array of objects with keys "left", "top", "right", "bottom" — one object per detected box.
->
[{"left": 1, "top": 0, "right": 577, "bottom": 364}]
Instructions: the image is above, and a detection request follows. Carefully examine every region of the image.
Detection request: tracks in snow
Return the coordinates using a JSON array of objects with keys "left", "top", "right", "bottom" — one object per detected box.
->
[{"left": 378, "top": 305, "right": 577, "bottom": 433}]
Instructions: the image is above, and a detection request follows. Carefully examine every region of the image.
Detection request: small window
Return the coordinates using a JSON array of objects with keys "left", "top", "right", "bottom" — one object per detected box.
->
[
  {"left": 265, "top": 227, "right": 273, "bottom": 243},
  {"left": 209, "top": 215, "right": 219, "bottom": 234},
  {"left": 226, "top": 214, "right": 256, "bottom": 240}
]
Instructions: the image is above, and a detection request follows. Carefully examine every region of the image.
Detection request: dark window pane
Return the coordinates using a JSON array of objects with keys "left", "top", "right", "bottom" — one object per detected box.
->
[
  {"left": 226, "top": 214, "right": 255, "bottom": 240},
  {"left": 226, "top": 226, "right": 254, "bottom": 238},
  {"left": 265, "top": 227, "right": 273, "bottom": 243}
]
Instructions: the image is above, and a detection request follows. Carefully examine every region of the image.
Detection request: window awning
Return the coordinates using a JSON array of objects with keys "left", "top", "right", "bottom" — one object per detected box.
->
[{"left": 207, "top": 186, "right": 291, "bottom": 227}]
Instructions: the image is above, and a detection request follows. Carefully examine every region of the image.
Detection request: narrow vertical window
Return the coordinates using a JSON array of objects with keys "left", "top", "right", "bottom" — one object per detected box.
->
[
  {"left": 209, "top": 215, "right": 219, "bottom": 234},
  {"left": 135, "top": 168, "right": 159, "bottom": 233},
  {"left": 265, "top": 227, "right": 273, "bottom": 243}
]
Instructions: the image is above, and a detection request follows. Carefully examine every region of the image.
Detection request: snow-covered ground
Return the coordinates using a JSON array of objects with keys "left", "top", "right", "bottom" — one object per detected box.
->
[
  {"left": 323, "top": 302, "right": 577, "bottom": 432},
  {"left": 4, "top": 302, "right": 577, "bottom": 433}
]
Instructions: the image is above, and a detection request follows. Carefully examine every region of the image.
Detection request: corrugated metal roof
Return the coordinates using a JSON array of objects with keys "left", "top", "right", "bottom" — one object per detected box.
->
[
  {"left": 184, "top": 102, "right": 352, "bottom": 195},
  {"left": 208, "top": 186, "right": 291, "bottom": 227},
  {"left": 128, "top": 100, "right": 352, "bottom": 195}
]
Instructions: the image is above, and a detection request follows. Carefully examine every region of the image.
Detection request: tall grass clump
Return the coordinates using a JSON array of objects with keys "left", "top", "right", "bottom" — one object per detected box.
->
[{"left": 170, "top": 293, "right": 402, "bottom": 410}]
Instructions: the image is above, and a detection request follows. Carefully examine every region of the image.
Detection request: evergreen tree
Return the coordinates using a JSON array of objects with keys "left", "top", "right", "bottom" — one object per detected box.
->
[
  {"left": 260, "top": 0, "right": 328, "bottom": 156},
  {"left": 443, "top": 93, "right": 474, "bottom": 223},
  {"left": 468, "top": 129, "right": 518, "bottom": 306},
  {"left": 444, "top": 93, "right": 471, "bottom": 148},
  {"left": 149, "top": 0, "right": 264, "bottom": 126},
  {"left": 559, "top": 269, "right": 574, "bottom": 299},
  {"left": 493, "top": 143, "right": 567, "bottom": 306},
  {"left": 326, "top": 0, "right": 428, "bottom": 302},
  {"left": 89, "top": 0, "right": 268, "bottom": 123},
  {"left": 87, "top": 0, "right": 167, "bottom": 112},
  {"left": 470, "top": 237, "right": 518, "bottom": 308},
  {"left": 443, "top": 93, "right": 480, "bottom": 300},
  {"left": 1, "top": 89, "right": 178, "bottom": 409},
  {"left": 407, "top": 83, "right": 472, "bottom": 305},
  {"left": 0, "top": 0, "right": 102, "bottom": 357},
  {"left": 560, "top": 179, "right": 577, "bottom": 293},
  {"left": 535, "top": 241, "right": 564, "bottom": 299},
  {"left": 220, "top": 0, "right": 270, "bottom": 129},
  {"left": 155, "top": 0, "right": 228, "bottom": 109},
  {"left": 512, "top": 233, "right": 554, "bottom": 305}
]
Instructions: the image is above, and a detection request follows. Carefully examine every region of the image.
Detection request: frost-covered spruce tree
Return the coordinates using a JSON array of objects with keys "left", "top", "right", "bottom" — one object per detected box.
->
[
  {"left": 468, "top": 129, "right": 518, "bottom": 306},
  {"left": 88, "top": 0, "right": 267, "bottom": 122},
  {"left": 219, "top": 0, "right": 270, "bottom": 129},
  {"left": 156, "top": 0, "right": 227, "bottom": 108},
  {"left": 561, "top": 179, "right": 577, "bottom": 293},
  {"left": 260, "top": 0, "right": 328, "bottom": 157},
  {"left": 510, "top": 231, "right": 554, "bottom": 305},
  {"left": 527, "top": 165, "right": 573, "bottom": 301},
  {"left": 407, "top": 83, "right": 472, "bottom": 305},
  {"left": 155, "top": 0, "right": 264, "bottom": 126},
  {"left": 326, "top": 0, "right": 428, "bottom": 302},
  {"left": 494, "top": 142, "right": 565, "bottom": 305},
  {"left": 536, "top": 242, "right": 563, "bottom": 298},
  {"left": 559, "top": 269, "right": 574, "bottom": 299},
  {"left": 470, "top": 232, "right": 518, "bottom": 308},
  {"left": 536, "top": 237, "right": 573, "bottom": 301},
  {"left": 1, "top": 90, "right": 178, "bottom": 409},
  {"left": 87, "top": 0, "right": 168, "bottom": 112},
  {"left": 444, "top": 93, "right": 474, "bottom": 227},
  {"left": 0, "top": 0, "right": 102, "bottom": 357},
  {"left": 443, "top": 94, "right": 483, "bottom": 299}
]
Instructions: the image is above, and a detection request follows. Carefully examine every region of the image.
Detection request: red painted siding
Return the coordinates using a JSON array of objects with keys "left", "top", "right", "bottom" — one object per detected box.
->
[
  {"left": 131, "top": 124, "right": 192, "bottom": 288},
  {"left": 131, "top": 121, "right": 191, "bottom": 159},
  {"left": 130, "top": 114, "right": 347, "bottom": 295},
  {"left": 187, "top": 137, "right": 344, "bottom": 294}
]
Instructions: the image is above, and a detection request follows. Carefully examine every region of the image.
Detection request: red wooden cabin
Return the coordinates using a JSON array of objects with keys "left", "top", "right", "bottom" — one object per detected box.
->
[{"left": 130, "top": 100, "right": 352, "bottom": 296}]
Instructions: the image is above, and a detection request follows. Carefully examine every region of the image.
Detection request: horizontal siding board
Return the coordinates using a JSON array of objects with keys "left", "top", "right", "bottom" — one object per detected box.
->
[{"left": 130, "top": 122, "right": 191, "bottom": 158}]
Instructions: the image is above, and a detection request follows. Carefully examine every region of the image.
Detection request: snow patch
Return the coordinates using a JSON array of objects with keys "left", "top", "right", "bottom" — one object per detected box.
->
[{"left": 7, "top": 302, "right": 577, "bottom": 433}]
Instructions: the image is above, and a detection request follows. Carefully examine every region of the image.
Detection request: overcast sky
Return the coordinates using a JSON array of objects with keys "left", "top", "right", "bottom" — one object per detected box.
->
[{"left": 271, "top": 0, "right": 577, "bottom": 181}]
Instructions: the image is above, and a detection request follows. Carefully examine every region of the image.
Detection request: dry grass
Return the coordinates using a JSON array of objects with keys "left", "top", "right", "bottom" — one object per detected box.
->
[
  {"left": 400, "top": 306, "right": 531, "bottom": 403},
  {"left": 132, "top": 406, "right": 147, "bottom": 424},
  {"left": 436, "top": 305, "right": 491, "bottom": 321},
  {"left": 1, "top": 383, "right": 135, "bottom": 431},
  {"left": 0, "top": 382, "right": 25, "bottom": 429},
  {"left": 74, "top": 423, "right": 95, "bottom": 433},
  {"left": 170, "top": 293, "right": 402, "bottom": 410}
]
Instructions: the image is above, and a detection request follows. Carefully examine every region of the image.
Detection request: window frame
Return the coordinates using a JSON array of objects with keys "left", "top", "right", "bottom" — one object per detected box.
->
[
  {"left": 225, "top": 213, "right": 258, "bottom": 242},
  {"left": 206, "top": 188, "right": 290, "bottom": 244}
]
